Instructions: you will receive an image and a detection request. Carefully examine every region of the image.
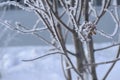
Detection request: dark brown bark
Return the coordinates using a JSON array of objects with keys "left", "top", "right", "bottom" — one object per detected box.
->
[
  {"left": 87, "top": 36, "right": 97, "bottom": 80},
  {"left": 73, "top": 32, "right": 85, "bottom": 79}
]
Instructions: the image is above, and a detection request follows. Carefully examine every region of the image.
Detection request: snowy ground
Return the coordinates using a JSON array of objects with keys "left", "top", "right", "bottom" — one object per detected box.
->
[
  {"left": 0, "top": 46, "right": 64, "bottom": 80},
  {"left": 0, "top": 43, "right": 120, "bottom": 80}
]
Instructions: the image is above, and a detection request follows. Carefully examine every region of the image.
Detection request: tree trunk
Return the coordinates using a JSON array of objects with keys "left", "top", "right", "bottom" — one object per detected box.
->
[
  {"left": 73, "top": 32, "right": 86, "bottom": 80},
  {"left": 86, "top": 36, "right": 97, "bottom": 80},
  {"left": 57, "top": 24, "right": 72, "bottom": 80}
]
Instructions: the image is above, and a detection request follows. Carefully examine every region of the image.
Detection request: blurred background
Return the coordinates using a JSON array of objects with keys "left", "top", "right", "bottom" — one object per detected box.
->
[{"left": 0, "top": 0, "right": 120, "bottom": 47}]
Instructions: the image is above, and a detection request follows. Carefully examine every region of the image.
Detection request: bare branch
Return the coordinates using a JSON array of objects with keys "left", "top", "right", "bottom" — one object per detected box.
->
[
  {"left": 103, "top": 45, "right": 120, "bottom": 80},
  {"left": 22, "top": 51, "right": 65, "bottom": 61},
  {"left": 66, "top": 50, "right": 76, "bottom": 56},
  {"left": 60, "top": 10, "right": 67, "bottom": 19},
  {"left": 59, "top": 0, "right": 66, "bottom": 9},
  {"left": 74, "top": 0, "right": 80, "bottom": 18},
  {"left": 95, "top": 42, "right": 120, "bottom": 51},
  {"left": 64, "top": 30, "right": 69, "bottom": 44},
  {"left": 77, "top": 0, "right": 83, "bottom": 23},
  {"left": 61, "top": 55, "right": 68, "bottom": 80},
  {"left": 65, "top": 54, "right": 83, "bottom": 79},
  {"left": 45, "top": 0, "right": 73, "bottom": 32},
  {"left": 85, "top": 57, "right": 120, "bottom": 67}
]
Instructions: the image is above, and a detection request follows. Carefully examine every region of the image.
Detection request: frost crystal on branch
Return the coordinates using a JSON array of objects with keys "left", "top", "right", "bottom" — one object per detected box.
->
[
  {"left": 78, "top": 22, "right": 96, "bottom": 41},
  {"left": 0, "top": 1, "right": 31, "bottom": 11}
]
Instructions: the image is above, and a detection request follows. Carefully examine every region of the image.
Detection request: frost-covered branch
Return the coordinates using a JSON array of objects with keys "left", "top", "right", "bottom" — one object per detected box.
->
[
  {"left": 15, "top": 22, "right": 48, "bottom": 33},
  {"left": 45, "top": 0, "right": 73, "bottom": 32},
  {"left": 0, "top": 19, "right": 16, "bottom": 30},
  {"left": 96, "top": 29, "right": 113, "bottom": 39},
  {"left": 15, "top": 23, "right": 54, "bottom": 45},
  {"left": 94, "top": 0, "right": 111, "bottom": 24},
  {"left": 0, "top": 1, "right": 31, "bottom": 11},
  {"left": 89, "top": 1, "right": 98, "bottom": 18},
  {"left": 0, "top": 19, "right": 53, "bottom": 45},
  {"left": 105, "top": 9, "right": 119, "bottom": 36}
]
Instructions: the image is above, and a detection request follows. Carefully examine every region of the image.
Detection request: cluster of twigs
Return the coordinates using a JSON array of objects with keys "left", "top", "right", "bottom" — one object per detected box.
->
[{"left": 0, "top": 0, "right": 120, "bottom": 80}]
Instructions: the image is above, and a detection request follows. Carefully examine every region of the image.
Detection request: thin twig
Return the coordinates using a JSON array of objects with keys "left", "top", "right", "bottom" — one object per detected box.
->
[
  {"left": 96, "top": 29, "right": 113, "bottom": 39},
  {"left": 61, "top": 55, "right": 68, "bottom": 80},
  {"left": 102, "top": 46, "right": 120, "bottom": 80},
  {"left": 22, "top": 52, "right": 65, "bottom": 62},
  {"left": 89, "top": 1, "right": 98, "bottom": 18},
  {"left": 64, "top": 30, "right": 69, "bottom": 44},
  {"left": 77, "top": 0, "right": 83, "bottom": 23},
  {"left": 16, "top": 23, "right": 48, "bottom": 33},
  {"left": 14, "top": 23, "right": 53, "bottom": 45},
  {"left": 105, "top": 9, "right": 119, "bottom": 36},
  {"left": 35, "top": 10, "right": 56, "bottom": 40},
  {"left": 45, "top": 0, "right": 73, "bottom": 32},
  {"left": 59, "top": 0, "right": 66, "bottom": 9},
  {"left": 66, "top": 50, "right": 76, "bottom": 56},
  {"left": 60, "top": 10, "right": 67, "bottom": 19},
  {"left": 1, "top": 19, "right": 53, "bottom": 46},
  {"left": 85, "top": 57, "right": 120, "bottom": 67},
  {"left": 94, "top": 42, "right": 120, "bottom": 51},
  {"left": 94, "top": 0, "right": 111, "bottom": 24},
  {"left": 65, "top": 54, "right": 83, "bottom": 80},
  {"left": 0, "top": 1, "right": 31, "bottom": 11}
]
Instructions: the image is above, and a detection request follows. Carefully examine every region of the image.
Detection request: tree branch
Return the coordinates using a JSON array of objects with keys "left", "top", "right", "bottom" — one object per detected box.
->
[
  {"left": 22, "top": 52, "right": 65, "bottom": 61},
  {"left": 102, "top": 45, "right": 120, "bottom": 80},
  {"left": 85, "top": 57, "right": 120, "bottom": 67},
  {"left": 94, "top": 0, "right": 111, "bottom": 24},
  {"left": 45, "top": 0, "right": 74, "bottom": 32},
  {"left": 94, "top": 42, "right": 120, "bottom": 51},
  {"left": 0, "top": 1, "right": 32, "bottom": 11}
]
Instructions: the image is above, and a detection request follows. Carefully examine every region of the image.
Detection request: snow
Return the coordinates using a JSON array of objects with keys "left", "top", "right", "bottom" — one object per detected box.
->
[
  {"left": 0, "top": 44, "right": 120, "bottom": 80},
  {"left": 94, "top": 43, "right": 120, "bottom": 80},
  {"left": 0, "top": 46, "right": 65, "bottom": 80}
]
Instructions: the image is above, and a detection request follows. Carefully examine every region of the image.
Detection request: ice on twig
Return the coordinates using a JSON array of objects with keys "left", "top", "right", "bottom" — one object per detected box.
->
[{"left": 0, "top": 1, "right": 31, "bottom": 12}]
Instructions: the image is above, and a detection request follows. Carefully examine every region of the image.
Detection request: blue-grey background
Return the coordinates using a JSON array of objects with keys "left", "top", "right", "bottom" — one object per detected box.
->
[{"left": 0, "top": 6, "right": 120, "bottom": 47}]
